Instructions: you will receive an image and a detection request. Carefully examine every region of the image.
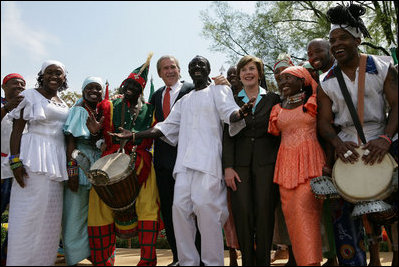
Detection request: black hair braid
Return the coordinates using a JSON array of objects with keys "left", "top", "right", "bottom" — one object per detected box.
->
[
  {"left": 326, "top": 3, "right": 371, "bottom": 39},
  {"left": 302, "top": 84, "right": 313, "bottom": 113}
]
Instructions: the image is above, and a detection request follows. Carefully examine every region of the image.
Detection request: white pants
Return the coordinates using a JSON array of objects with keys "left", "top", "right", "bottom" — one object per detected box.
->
[{"left": 173, "top": 169, "right": 228, "bottom": 266}]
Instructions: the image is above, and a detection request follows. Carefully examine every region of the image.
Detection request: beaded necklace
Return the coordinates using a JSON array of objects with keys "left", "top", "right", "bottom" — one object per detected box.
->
[{"left": 286, "top": 92, "right": 305, "bottom": 104}]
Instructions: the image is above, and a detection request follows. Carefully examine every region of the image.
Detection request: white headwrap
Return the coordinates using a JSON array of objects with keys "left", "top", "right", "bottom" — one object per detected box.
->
[
  {"left": 40, "top": 60, "right": 66, "bottom": 75},
  {"left": 81, "top": 76, "right": 104, "bottom": 93},
  {"left": 330, "top": 24, "right": 362, "bottom": 39}
]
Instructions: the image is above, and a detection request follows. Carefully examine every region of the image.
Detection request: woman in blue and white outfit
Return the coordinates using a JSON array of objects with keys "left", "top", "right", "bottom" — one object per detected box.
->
[
  {"left": 7, "top": 60, "right": 69, "bottom": 266},
  {"left": 62, "top": 76, "right": 104, "bottom": 266}
]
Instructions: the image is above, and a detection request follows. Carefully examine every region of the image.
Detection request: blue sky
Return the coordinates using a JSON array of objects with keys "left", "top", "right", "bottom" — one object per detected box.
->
[{"left": 1, "top": 1, "right": 256, "bottom": 99}]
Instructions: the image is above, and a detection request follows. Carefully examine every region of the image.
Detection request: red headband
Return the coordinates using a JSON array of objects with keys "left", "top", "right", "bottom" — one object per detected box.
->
[{"left": 3, "top": 73, "right": 25, "bottom": 85}]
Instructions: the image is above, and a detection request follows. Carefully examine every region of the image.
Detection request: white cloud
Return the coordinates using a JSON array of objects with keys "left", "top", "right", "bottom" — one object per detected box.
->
[{"left": 1, "top": 2, "right": 60, "bottom": 60}]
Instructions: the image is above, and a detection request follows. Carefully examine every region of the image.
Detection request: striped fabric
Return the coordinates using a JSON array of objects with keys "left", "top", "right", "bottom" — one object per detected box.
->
[
  {"left": 137, "top": 220, "right": 159, "bottom": 266},
  {"left": 88, "top": 224, "right": 116, "bottom": 266}
]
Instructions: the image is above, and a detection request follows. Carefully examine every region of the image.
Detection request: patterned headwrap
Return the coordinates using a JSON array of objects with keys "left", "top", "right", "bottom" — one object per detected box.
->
[
  {"left": 330, "top": 24, "right": 362, "bottom": 39},
  {"left": 40, "top": 60, "right": 66, "bottom": 75},
  {"left": 2, "top": 73, "right": 25, "bottom": 85},
  {"left": 281, "top": 66, "right": 318, "bottom": 93}
]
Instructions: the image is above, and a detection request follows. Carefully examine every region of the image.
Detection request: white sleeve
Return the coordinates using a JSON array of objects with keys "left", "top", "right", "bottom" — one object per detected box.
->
[{"left": 212, "top": 85, "right": 245, "bottom": 136}]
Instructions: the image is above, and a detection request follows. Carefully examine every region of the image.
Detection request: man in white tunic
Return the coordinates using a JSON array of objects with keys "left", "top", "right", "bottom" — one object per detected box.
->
[
  {"left": 318, "top": 4, "right": 398, "bottom": 266},
  {"left": 110, "top": 55, "right": 255, "bottom": 266}
]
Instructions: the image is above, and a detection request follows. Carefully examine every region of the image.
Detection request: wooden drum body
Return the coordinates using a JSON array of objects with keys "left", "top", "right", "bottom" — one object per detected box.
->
[{"left": 87, "top": 152, "right": 140, "bottom": 238}]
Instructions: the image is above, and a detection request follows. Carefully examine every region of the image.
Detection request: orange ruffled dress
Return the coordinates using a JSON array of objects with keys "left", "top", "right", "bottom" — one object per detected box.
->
[
  {"left": 268, "top": 94, "right": 325, "bottom": 189},
  {"left": 268, "top": 94, "right": 325, "bottom": 266}
]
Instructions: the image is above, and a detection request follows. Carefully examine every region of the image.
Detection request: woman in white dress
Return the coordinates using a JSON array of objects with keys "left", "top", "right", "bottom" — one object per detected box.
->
[{"left": 7, "top": 60, "right": 70, "bottom": 266}]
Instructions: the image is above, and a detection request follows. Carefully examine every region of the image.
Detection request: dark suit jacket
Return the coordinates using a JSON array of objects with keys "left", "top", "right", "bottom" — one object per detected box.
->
[
  {"left": 150, "top": 81, "right": 194, "bottom": 170},
  {"left": 222, "top": 91, "right": 281, "bottom": 168}
]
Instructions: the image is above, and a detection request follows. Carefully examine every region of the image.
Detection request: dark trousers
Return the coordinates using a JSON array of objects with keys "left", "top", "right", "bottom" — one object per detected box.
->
[
  {"left": 231, "top": 164, "right": 277, "bottom": 266},
  {"left": 155, "top": 167, "right": 202, "bottom": 264},
  {"left": 155, "top": 167, "right": 178, "bottom": 262},
  {"left": 1, "top": 178, "right": 12, "bottom": 264}
]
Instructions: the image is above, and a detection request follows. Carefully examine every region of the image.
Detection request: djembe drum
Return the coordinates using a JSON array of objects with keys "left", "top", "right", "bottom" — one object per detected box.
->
[
  {"left": 86, "top": 151, "right": 140, "bottom": 239},
  {"left": 311, "top": 146, "right": 398, "bottom": 223}
]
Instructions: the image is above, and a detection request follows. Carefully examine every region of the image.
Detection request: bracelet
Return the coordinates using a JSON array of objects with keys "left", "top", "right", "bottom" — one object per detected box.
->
[
  {"left": 9, "top": 157, "right": 21, "bottom": 164},
  {"left": 10, "top": 161, "right": 23, "bottom": 170},
  {"left": 9, "top": 154, "right": 20, "bottom": 161},
  {"left": 67, "top": 159, "right": 78, "bottom": 167},
  {"left": 67, "top": 166, "right": 79, "bottom": 176},
  {"left": 378, "top": 134, "right": 392, "bottom": 145}
]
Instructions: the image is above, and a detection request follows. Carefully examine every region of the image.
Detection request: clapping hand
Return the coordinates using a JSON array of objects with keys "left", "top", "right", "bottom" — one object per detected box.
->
[{"left": 240, "top": 97, "right": 256, "bottom": 117}]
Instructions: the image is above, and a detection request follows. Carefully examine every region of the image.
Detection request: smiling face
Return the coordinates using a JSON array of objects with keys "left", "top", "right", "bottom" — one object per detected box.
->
[
  {"left": 158, "top": 57, "right": 180, "bottom": 87},
  {"left": 239, "top": 61, "right": 259, "bottom": 88},
  {"left": 307, "top": 40, "right": 332, "bottom": 72},
  {"left": 2, "top": 78, "right": 25, "bottom": 100},
  {"left": 83, "top": 82, "right": 103, "bottom": 104},
  {"left": 188, "top": 56, "right": 210, "bottom": 85},
  {"left": 329, "top": 28, "right": 361, "bottom": 65},
  {"left": 42, "top": 64, "right": 66, "bottom": 92},
  {"left": 277, "top": 73, "right": 303, "bottom": 98}
]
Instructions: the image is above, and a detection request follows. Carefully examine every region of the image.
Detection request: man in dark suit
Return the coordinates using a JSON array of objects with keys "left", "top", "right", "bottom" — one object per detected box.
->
[{"left": 150, "top": 55, "right": 194, "bottom": 266}]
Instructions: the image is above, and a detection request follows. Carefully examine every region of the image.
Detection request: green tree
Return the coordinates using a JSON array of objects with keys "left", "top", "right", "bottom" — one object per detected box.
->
[
  {"left": 60, "top": 91, "right": 82, "bottom": 108},
  {"left": 201, "top": 1, "right": 397, "bottom": 79}
]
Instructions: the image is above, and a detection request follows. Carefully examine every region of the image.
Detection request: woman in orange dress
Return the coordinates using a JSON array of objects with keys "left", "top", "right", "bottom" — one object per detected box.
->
[{"left": 268, "top": 66, "right": 324, "bottom": 266}]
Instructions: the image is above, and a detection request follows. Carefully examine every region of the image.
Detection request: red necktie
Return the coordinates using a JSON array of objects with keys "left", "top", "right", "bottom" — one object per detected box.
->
[{"left": 163, "top": 87, "right": 171, "bottom": 118}]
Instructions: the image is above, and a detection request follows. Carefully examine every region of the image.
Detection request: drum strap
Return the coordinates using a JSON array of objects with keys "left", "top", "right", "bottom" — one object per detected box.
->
[{"left": 335, "top": 54, "right": 368, "bottom": 145}]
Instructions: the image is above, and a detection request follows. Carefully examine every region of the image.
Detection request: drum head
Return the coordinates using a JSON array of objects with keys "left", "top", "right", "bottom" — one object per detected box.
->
[
  {"left": 90, "top": 153, "right": 131, "bottom": 183},
  {"left": 333, "top": 147, "right": 397, "bottom": 203}
]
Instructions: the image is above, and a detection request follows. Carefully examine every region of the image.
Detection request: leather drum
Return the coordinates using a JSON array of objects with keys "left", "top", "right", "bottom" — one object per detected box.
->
[
  {"left": 88, "top": 152, "right": 140, "bottom": 238},
  {"left": 332, "top": 146, "right": 397, "bottom": 203}
]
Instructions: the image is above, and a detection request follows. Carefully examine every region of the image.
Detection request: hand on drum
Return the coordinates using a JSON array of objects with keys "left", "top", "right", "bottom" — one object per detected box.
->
[
  {"left": 335, "top": 141, "right": 359, "bottom": 164},
  {"left": 108, "top": 127, "right": 133, "bottom": 140},
  {"left": 362, "top": 138, "right": 391, "bottom": 165}
]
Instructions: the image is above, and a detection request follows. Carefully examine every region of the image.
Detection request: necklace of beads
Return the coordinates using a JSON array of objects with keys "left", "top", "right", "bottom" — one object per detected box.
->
[{"left": 286, "top": 92, "right": 305, "bottom": 104}]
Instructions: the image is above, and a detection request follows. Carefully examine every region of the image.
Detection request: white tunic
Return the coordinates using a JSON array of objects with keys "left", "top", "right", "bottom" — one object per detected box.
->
[
  {"left": 155, "top": 84, "right": 245, "bottom": 179},
  {"left": 320, "top": 55, "right": 390, "bottom": 143}
]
